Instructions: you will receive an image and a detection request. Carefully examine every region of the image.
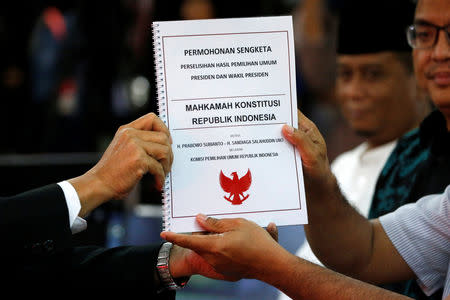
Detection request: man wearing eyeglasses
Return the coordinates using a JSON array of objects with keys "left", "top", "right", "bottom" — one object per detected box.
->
[{"left": 162, "top": 0, "right": 450, "bottom": 299}]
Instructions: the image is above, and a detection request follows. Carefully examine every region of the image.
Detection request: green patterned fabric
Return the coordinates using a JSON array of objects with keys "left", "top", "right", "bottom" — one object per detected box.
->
[
  {"left": 369, "top": 128, "right": 430, "bottom": 219},
  {"left": 369, "top": 110, "right": 450, "bottom": 299}
]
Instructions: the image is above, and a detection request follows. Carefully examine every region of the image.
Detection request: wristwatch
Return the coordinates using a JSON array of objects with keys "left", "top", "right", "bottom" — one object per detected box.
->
[{"left": 157, "top": 242, "right": 189, "bottom": 291}]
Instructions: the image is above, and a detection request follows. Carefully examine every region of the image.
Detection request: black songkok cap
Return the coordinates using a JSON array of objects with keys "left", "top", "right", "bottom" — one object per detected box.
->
[{"left": 337, "top": 0, "right": 416, "bottom": 54}]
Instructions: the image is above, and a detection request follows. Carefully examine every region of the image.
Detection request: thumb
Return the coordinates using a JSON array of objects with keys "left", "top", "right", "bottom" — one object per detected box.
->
[
  {"left": 282, "top": 124, "right": 312, "bottom": 156},
  {"left": 196, "top": 214, "right": 234, "bottom": 233},
  {"left": 282, "top": 113, "right": 328, "bottom": 171}
]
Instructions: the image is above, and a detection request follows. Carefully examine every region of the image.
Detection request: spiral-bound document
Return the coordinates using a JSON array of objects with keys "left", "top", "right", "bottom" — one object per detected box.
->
[{"left": 152, "top": 16, "right": 307, "bottom": 232}]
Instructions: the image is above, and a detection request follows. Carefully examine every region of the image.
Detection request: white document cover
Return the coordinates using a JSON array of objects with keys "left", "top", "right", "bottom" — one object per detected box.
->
[{"left": 152, "top": 16, "right": 307, "bottom": 232}]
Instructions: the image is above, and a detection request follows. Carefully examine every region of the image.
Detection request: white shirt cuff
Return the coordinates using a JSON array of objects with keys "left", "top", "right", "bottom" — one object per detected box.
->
[{"left": 57, "top": 181, "right": 87, "bottom": 234}]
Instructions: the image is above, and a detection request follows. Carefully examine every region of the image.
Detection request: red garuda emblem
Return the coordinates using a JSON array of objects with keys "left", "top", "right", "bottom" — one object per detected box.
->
[{"left": 219, "top": 169, "right": 252, "bottom": 205}]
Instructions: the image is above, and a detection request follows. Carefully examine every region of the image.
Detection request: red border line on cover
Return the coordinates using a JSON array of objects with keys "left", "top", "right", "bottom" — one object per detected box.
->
[{"left": 160, "top": 30, "right": 301, "bottom": 218}]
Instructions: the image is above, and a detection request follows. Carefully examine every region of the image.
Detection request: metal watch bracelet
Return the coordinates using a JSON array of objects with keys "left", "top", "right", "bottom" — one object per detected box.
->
[{"left": 157, "top": 242, "right": 189, "bottom": 291}]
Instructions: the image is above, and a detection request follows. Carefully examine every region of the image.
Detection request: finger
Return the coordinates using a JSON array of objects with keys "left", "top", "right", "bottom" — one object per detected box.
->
[
  {"left": 127, "top": 113, "right": 172, "bottom": 143},
  {"left": 282, "top": 124, "right": 310, "bottom": 152},
  {"left": 266, "top": 222, "right": 278, "bottom": 242},
  {"left": 161, "top": 231, "right": 218, "bottom": 253},
  {"left": 196, "top": 214, "right": 243, "bottom": 234},
  {"left": 132, "top": 130, "right": 174, "bottom": 170},
  {"left": 133, "top": 130, "right": 172, "bottom": 146},
  {"left": 144, "top": 155, "right": 166, "bottom": 191},
  {"left": 136, "top": 140, "right": 173, "bottom": 175},
  {"left": 297, "top": 109, "right": 316, "bottom": 133},
  {"left": 282, "top": 123, "right": 321, "bottom": 157}
]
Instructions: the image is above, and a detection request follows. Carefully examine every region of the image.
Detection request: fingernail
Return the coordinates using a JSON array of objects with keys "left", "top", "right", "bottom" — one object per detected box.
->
[
  {"left": 283, "top": 124, "right": 294, "bottom": 135},
  {"left": 197, "top": 213, "right": 207, "bottom": 222}
]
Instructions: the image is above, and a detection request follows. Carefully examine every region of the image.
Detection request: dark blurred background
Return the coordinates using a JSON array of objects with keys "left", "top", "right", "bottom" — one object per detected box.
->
[{"left": 0, "top": 0, "right": 360, "bottom": 298}]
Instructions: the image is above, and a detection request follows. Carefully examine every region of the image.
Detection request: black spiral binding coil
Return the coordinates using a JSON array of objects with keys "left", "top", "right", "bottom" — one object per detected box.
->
[{"left": 152, "top": 22, "right": 171, "bottom": 231}]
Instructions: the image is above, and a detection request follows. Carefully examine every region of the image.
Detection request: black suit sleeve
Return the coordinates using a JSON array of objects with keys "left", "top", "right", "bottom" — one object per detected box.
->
[
  {"left": 0, "top": 184, "right": 72, "bottom": 251},
  {"left": 2, "top": 185, "right": 176, "bottom": 298},
  {"left": 43, "top": 243, "right": 175, "bottom": 298}
]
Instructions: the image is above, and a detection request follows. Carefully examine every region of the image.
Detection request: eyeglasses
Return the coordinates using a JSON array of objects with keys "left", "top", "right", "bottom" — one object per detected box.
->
[{"left": 406, "top": 23, "right": 450, "bottom": 49}]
